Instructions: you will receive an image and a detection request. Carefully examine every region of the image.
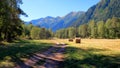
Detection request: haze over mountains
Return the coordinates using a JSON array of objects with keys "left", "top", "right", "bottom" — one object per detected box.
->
[
  {"left": 27, "top": 0, "right": 120, "bottom": 32},
  {"left": 26, "top": 11, "right": 84, "bottom": 32}
]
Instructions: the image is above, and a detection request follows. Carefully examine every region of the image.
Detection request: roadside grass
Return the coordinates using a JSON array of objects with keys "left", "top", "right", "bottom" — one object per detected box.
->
[
  {"left": 57, "top": 39, "right": 120, "bottom": 68},
  {"left": 0, "top": 39, "right": 54, "bottom": 68}
]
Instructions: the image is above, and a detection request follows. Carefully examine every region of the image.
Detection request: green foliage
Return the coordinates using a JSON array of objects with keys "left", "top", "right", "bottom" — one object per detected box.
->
[
  {"left": 0, "top": 0, "right": 26, "bottom": 42},
  {"left": 55, "top": 17, "right": 120, "bottom": 39},
  {"left": 68, "top": 27, "right": 76, "bottom": 38},
  {"left": 55, "top": 29, "right": 67, "bottom": 38},
  {"left": 21, "top": 24, "right": 32, "bottom": 38},
  {"left": 78, "top": 24, "right": 88, "bottom": 38},
  {"left": 30, "top": 27, "right": 41, "bottom": 39},
  {"left": 97, "top": 21, "right": 105, "bottom": 38},
  {"left": 21, "top": 24, "right": 53, "bottom": 39},
  {"left": 88, "top": 20, "right": 97, "bottom": 38},
  {"left": 55, "top": 27, "right": 76, "bottom": 39},
  {"left": 105, "top": 17, "right": 120, "bottom": 38}
]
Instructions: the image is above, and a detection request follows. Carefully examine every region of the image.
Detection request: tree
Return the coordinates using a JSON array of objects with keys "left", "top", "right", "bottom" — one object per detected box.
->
[
  {"left": 30, "top": 27, "right": 40, "bottom": 39},
  {"left": 55, "top": 29, "right": 66, "bottom": 39},
  {"left": 68, "top": 27, "right": 76, "bottom": 38},
  {"left": 104, "top": 17, "right": 120, "bottom": 38},
  {"left": 88, "top": 20, "right": 97, "bottom": 38},
  {"left": 0, "top": 0, "right": 26, "bottom": 42},
  {"left": 46, "top": 29, "right": 53, "bottom": 39},
  {"left": 78, "top": 24, "right": 88, "bottom": 38},
  {"left": 97, "top": 21, "right": 105, "bottom": 38}
]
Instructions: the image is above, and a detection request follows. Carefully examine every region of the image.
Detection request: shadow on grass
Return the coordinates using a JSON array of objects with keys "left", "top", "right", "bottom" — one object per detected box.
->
[
  {"left": 62, "top": 47, "right": 120, "bottom": 68},
  {"left": 0, "top": 41, "right": 53, "bottom": 67},
  {"left": 13, "top": 39, "right": 33, "bottom": 43}
]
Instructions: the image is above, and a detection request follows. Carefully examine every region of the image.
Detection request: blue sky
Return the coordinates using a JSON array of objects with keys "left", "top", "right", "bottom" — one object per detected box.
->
[{"left": 20, "top": 0, "right": 100, "bottom": 21}]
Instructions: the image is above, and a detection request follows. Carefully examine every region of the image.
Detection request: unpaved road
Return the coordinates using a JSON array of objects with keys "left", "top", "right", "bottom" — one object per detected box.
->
[{"left": 15, "top": 42, "right": 66, "bottom": 68}]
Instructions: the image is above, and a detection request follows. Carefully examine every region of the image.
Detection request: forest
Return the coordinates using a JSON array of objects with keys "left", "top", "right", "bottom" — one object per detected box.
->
[{"left": 55, "top": 17, "right": 120, "bottom": 39}]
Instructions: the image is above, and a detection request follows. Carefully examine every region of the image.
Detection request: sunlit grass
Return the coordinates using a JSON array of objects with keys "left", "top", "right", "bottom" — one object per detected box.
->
[
  {"left": 57, "top": 39, "right": 120, "bottom": 55},
  {"left": 0, "top": 56, "right": 14, "bottom": 68},
  {"left": 56, "top": 39, "right": 120, "bottom": 68}
]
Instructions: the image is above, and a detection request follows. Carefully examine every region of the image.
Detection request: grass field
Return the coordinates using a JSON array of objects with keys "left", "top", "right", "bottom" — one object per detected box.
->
[
  {"left": 0, "top": 39, "right": 54, "bottom": 68},
  {"left": 0, "top": 39, "right": 120, "bottom": 68},
  {"left": 57, "top": 39, "right": 120, "bottom": 68}
]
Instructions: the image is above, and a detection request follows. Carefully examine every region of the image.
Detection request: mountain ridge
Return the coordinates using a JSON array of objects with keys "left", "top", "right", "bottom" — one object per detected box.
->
[
  {"left": 26, "top": 11, "right": 85, "bottom": 32},
  {"left": 73, "top": 0, "right": 120, "bottom": 26},
  {"left": 26, "top": 0, "right": 120, "bottom": 31}
]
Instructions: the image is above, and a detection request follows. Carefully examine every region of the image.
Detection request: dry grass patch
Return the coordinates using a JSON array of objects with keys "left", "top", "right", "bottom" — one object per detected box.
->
[
  {"left": 56, "top": 39, "right": 120, "bottom": 68},
  {"left": 57, "top": 39, "right": 120, "bottom": 56}
]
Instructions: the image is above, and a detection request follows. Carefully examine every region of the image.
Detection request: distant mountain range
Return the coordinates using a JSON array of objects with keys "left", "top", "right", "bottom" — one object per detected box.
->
[
  {"left": 26, "top": 11, "right": 85, "bottom": 32},
  {"left": 26, "top": 0, "right": 120, "bottom": 31}
]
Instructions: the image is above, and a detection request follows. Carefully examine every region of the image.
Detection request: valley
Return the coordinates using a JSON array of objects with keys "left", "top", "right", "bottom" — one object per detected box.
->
[{"left": 0, "top": 0, "right": 120, "bottom": 68}]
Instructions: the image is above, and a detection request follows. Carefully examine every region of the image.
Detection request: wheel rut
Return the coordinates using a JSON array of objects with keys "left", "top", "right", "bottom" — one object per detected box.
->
[{"left": 15, "top": 42, "right": 66, "bottom": 68}]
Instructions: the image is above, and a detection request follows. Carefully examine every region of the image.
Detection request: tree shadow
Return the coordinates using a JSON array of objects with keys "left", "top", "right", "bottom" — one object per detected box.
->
[
  {"left": 62, "top": 47, "right": 120, "bottom": 68},
  {"left": 13, "top": 39, "right": 33, "bottom": 43},
  {"left": 0, "top": 42, "right": 52, "bottom": 68}
]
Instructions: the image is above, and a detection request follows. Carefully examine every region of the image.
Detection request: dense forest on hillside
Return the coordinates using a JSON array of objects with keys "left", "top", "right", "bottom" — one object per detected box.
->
[
  {"left": 55, "top": 17, "right": 120, "bottom": 39},
  {"left": 73, "top": 0, "right": 120, "bottom": 27}
]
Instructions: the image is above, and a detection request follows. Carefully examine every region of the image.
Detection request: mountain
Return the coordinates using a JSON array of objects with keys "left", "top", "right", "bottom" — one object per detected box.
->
[
  {"left": 26, "top": 0, "right": 120, "bottom": 31},
  {"left": 63, "top": 12, "right": 84, "bottom": 27},
  {"left": 26, "top": 11, "right": 84, "bottom": 32},
  {"left": 27, "top": 16, "right": 61, "bottom": 29},
  {"left": 73, "top": 0, "right": 120, "bottom": 27}
]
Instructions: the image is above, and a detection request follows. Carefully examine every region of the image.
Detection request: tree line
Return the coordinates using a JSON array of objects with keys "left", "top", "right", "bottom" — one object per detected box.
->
[
  {"left": 55, "top": 17, "right": 120, "bottom": 39},
  {"left": 0, "top": 0, "right": 53, "bottom": 42},
  {"left": 21, "top": 24, "right": 53, "bottom": 39}
]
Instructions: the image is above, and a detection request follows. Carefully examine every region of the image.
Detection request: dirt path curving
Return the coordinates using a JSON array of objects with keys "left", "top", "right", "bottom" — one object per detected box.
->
[{"left": 15, "top": 42, "right": 66, "bottom": 68}]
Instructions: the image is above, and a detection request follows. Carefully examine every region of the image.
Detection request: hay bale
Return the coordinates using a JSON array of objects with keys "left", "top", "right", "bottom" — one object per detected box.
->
[
  {"left": 75, "top": 38, "right": 81, "bottom": 43},
  {"left": 69, "top": 39, "right": 73, "bottom": 42}
]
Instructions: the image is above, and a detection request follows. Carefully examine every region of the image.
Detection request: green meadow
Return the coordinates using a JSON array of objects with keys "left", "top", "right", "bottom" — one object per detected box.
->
[{"left": 0, "top": 40, "right": 53, "bottom": 68}]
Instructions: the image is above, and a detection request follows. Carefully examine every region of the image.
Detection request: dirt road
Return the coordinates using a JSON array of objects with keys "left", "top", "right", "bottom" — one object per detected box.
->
[{"left": 15, "top": 42, "right": 66, "bottom": 68}]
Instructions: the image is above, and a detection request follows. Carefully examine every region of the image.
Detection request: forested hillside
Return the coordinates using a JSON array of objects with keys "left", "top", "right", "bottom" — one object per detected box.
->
[
  {"left": 73, "top": 0, "right": 120, "bottom": 26},
  {"left": 55, "top": 17, "right": 120, "bottom": 39}
]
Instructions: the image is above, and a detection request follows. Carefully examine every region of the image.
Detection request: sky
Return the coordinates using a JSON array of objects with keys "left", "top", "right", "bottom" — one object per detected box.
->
[{"left": 20, "top": 0, "right": 100, "bottom": 21}]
